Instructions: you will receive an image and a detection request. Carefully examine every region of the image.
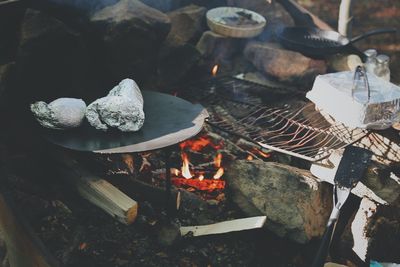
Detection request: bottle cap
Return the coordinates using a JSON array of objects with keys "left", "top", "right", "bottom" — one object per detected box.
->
[
  {"left": 376, "top": 54, "right": 390, "bottom": 64},
  {"left": 364, "top": 49, "right": 377, "bottom": 58}
]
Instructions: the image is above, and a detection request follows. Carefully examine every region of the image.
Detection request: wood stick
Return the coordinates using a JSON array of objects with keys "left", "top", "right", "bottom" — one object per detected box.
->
[
  {"left": 338, "top": 0, "right": 353, "bottom": 37},
  {"left": 55, "top": 151, "right": 138, "bottom": 225},
  {"left": 180, "top": 216, "right": 267, "bottom": 237}
]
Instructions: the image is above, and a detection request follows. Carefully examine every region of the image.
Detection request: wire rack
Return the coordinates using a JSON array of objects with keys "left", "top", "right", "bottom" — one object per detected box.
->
[{"left": 182, "top": 76, "right": 368, "bottom": 162}]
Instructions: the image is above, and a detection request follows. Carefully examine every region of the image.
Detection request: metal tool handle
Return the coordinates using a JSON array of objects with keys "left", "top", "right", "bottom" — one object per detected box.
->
[
  {"left": 311, "top": 218, "right": 337, "bottom": 267},
  {"left": 351, "top": 65, "right": 370, "bottom": 103},
  {"left": 350, "top": 28, "right": 397, "bottom": 44}
]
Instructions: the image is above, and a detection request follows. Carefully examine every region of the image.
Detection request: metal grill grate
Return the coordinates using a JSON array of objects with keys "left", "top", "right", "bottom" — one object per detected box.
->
[{"left": 181, "top": 76, "right": 368, "bottom": 162}]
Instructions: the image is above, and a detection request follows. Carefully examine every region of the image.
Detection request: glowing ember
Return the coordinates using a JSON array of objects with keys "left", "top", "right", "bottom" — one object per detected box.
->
[
  {"left": 247, "top": 155, "right": 254, "bottom": 161},
  {"left": 181, "top": 153, "right": 192, "bottom": 179},
  {"left": 211, "top": 64, "right": 219, "bottom": 76},
  {"left": 198, "top": 174, "right": 204, "bottom": 181},
  {"left": 172, "top": 178, "right": 225, "bottom": 192},
  {"left": 214, "top": 153, "right": 222, "bottom": 168},
  {"left": 171, "top": 168, "right": 180, "bottom": 176},
  {"left": 252, "top": 148, "right": 271, "bottom": 158},
  {"left": 213, "top": 167, "right": 224, "bottom": 179},
  {"left": 179, "top": 136, "right": 221, "bottom": 151}
]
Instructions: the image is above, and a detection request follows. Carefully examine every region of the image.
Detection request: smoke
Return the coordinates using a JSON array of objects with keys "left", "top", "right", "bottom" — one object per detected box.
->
[{"left": 35, "top": 0, "right": 119, "bottom": 15}]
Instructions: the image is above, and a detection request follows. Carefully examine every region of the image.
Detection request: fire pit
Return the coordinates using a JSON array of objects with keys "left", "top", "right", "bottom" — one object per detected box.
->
[{"left": 0, "top": 0, "right": 399, "bottom": 266}]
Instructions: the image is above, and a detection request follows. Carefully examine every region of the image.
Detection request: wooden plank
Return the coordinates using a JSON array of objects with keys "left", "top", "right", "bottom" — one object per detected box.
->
[
  {"left": 180, "top": 216, "right": 267, "bottom": 237},
  {"left": 76, "top": 176, "right": 138, "bottom": 225},
  {"left": 55, "top": 152, "right": 138, "bottom": 225}
]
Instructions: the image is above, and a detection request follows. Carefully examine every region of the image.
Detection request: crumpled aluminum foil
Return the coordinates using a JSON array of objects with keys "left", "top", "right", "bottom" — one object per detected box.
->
[
  {"left": 85, "top": 78, "right": 145, "bottom": 132},
  {"left": 31, "top": 98, "right": 87, "bottom": 130}
]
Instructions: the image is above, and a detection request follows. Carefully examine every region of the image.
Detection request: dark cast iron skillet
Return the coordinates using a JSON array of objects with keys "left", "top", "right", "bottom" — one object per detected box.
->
[{"left": 278, "top": 26, "right": 397, "bottom": 58}]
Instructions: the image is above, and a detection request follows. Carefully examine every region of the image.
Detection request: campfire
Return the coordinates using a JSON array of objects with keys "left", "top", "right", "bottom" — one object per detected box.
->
[
  {"left": 170, "top": 136, "right": 226, "bottom": 192},
  {"left": 0, "top": 0, "right": 399, "bottom": 267}
]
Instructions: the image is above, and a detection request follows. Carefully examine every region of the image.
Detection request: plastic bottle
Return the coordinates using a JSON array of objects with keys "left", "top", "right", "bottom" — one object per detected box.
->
[
  {"left": 363, "top": 49, "right": 378, "bottom": 74},
  {"left": 374, "top": 54, "right": 391, "bottom": 81}
]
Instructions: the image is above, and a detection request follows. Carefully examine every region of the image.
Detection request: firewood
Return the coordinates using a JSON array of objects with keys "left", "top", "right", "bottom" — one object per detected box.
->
[
  {"left": 54, "top": 151, "right": 138, "bottom": 225},
  {"left": 180, "top": 216, "right": 267, "bottom": 237}
]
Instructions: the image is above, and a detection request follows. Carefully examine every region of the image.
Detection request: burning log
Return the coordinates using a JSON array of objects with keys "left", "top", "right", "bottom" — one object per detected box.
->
[
  {"left": 54, "top": 152, "right": 138, "bottom": 225},
  {"left": 180, "top": 216, "right": 267, "bottom": 237},
  {"left": 172, "top": 178, "right": 225, "bottom": 192}
]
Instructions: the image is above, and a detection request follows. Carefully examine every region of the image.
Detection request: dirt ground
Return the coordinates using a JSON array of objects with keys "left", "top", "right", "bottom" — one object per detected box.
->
[{"left": 299, "top": 0, "right": 400, "bottom": 83}]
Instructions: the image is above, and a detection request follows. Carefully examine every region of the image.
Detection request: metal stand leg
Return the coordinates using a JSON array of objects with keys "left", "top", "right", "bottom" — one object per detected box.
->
[{"left": 164, "top": 148, "right": 172, "bottom": 217}]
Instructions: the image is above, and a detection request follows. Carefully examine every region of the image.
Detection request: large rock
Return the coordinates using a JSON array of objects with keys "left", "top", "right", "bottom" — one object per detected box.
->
[
  {"left": 196, "top": 31, "right": 242, "bottom": 61},
  {"left": 165, "top": 5, "right": 206, "bottom": 47},
  {"left": 139, "top": 0, "right": 181, "bottom": 12},
  {"left": 225, "top": 160, "right": 332, "bottom": 243},
  {"left": 156, "top": 5, "right": 206, "bottom": 85},
  {"left": 90, "top": 0, "right": 171, "bottom": 84},
  {"left": 158, "top": 44, "right": 201, "bottom": 85},
  {"left": 16, "top": 9, "right": 91, "bottom": 106},
  {"left": 140, "top": 0, "right": 227, "bottom": 12},
  {"left": 244, "top": 42, "right": 327, "bottom": 86}
]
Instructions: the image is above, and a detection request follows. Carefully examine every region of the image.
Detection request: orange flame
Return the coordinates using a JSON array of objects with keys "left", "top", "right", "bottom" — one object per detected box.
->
[
  {"left": 247, "top": 155, "right": 254, "bottom": 161},
  {"left": 179, "top": 136, "right": 221, "bottom": 151},
  {"left": 198, "top": 174, "right": 204, "bottom": 181},
  {"left": 214, "top": 153, "right": 222, "bottom": 168},
  {"left": 211, "top": 64, "right": 219, "bottom": 76},
  {"left": 171, "top": 168, "right": 180, "bottom": 176},
  {"left": 213, "top": 167, "right": 224, "bottom": 179},
  {"left": 251, "top": 148, "right": 270, "bottom": 158},
  {"left": 181, "top": 153, "right": 192, "bottom": 179}
]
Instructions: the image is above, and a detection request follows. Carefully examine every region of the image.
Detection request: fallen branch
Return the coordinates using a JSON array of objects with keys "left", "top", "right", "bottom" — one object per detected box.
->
[{"left": 180, "top": 216, "right": 267, "bottom": 237}]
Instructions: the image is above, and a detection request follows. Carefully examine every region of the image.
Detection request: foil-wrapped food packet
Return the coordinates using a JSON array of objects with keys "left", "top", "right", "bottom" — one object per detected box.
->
[{"left": 306, "top": 67, "right": 400, "bottom": 129}]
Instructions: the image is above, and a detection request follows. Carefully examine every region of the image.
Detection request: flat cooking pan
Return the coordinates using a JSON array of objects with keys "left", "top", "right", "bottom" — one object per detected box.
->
[{"left": 278, "top": 26, "right": 397, "bottom": 58}]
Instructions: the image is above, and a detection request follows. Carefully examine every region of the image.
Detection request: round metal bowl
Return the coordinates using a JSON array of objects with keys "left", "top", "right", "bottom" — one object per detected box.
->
[{"left": 206, "top": 7, "right": 266, "bottom": 38}]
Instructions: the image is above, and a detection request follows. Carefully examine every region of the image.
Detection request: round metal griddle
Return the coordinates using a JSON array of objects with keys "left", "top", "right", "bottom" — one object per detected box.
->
[{"left": 41, "top": 91, "right": 208, "bottom": 153}]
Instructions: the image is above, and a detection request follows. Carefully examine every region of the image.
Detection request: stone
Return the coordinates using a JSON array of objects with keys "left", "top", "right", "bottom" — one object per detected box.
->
[
  {"left": 33, "top": 0, "right": 119, "bottom": 16},
  {"left": 157, "top": 222, "right": 181, "bottom": 247},
  {"left": 196, "top": 31, "right": 242, "bottom": 61},
  {"left": 139, "top": 0, "right": 180, "bottom": 13},
  {"left": 156, "top": 4, "right": 205, "bottom": 85},
  {"left": 225, "top": 160, "right": 332, "bottom": 243},
  {"left": 31, "top": 98, "right": 87, "bottom": 130},
  {"left": 86, "top": 78, "right": 145, "bottom": 132},
  {"left": 16, "top": 9, "right": 91, "bottom": 106},
  {"left": 243, "top": 41, "right": 327, "bottom": 86},
  {"left": 158, "top": 44, "right": 201, "bottom": 85},
  {"left": 351, "top": 198, "right": 400, "bottom": 263},
  {"left": 165, "top": 5, "right": 207, "bottom": 47},
  {"left": 89, "top": 0, "right": 171, "bottom": 84}
]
